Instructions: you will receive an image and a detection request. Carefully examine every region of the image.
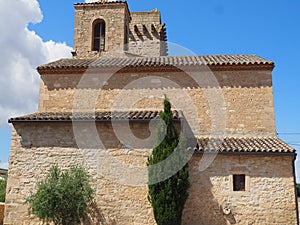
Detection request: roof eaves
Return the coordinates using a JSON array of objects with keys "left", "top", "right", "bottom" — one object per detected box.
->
[
  {"left": 193, "top": 151, "right": 295, "bottom": 156},
  {"left": 193, "top": 137, "right": 295, "bottom": 154},
  {"left": 8, "top": 110, "right": 183, "bottom": 123},
  {"left": 74, "top": 1, "right": 127, "bottom": 6},
  {"left": 36, "top": 55, "right": 275, "bottom": 75}
]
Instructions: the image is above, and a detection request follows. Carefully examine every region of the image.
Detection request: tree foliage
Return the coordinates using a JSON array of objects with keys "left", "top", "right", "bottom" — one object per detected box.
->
[
  {"left": 148, "top": 96, "right": 190, "bottom": 225},
  {"left": 296, "top": 184, "right": 300, "bottom": 197},
  {"left": 26, "top": 165, "right": 95, "bottom": 225},
  {"left": 0, "top": 174, "right": 7, "bottom": 202}
]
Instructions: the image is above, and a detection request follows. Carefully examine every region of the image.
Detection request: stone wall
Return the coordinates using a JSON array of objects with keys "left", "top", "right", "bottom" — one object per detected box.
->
[
  {"left": 4, "top": 123, "right": 157, "bottom": 224},
  {"left": 0, "top": 203, "right": 4, "bottom": 225},
  {"left": 182, "top": 154, "right": 297, "bottom": 225},
  {"left": 38, "top": 69, "right": 275, "bottom": 135},
  {"left": 73, "top": 3, "right": 166, "bottom": 58},
  {"left": 4, "top": 122, "right": 297, "bottom": 224},
  {"left": 73, "top": 3, "right": 130, "bottom": 58},
  {"left": 128, "top": 12, "right": 167, "bottom": 57}
]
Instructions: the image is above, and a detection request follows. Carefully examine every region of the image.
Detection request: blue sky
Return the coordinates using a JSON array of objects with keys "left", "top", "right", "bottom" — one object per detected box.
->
[{"left": 1, "top": 0, "right": 300, "bottom": 180}]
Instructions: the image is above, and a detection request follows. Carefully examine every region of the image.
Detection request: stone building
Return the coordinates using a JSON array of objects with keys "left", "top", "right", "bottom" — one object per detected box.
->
[
  {"left": 0, "top": 169, "right": 7, "bottom": 178},
  {"left": 4, "top": 1, "right": 298, "bottom": 224}
]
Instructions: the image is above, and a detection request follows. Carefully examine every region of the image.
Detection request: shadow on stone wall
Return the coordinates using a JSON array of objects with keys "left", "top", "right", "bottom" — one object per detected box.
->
[
  {"left": 42, "top": 70, "right": 272, "bottom": 92},
  {"left": 15, "top": 120, "right": 183, "bottom": 150},
  {"left": 0, "top": 203, "right": 4, "bottom": 225},
  {"left": 182, "top": 165, "right": 236, "bottom": 225},
  {"left": 84, "top": 201, "right": 116, "bottom": 225}
]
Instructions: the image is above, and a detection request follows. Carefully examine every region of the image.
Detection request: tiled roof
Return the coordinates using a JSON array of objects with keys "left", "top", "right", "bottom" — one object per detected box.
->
[
  {"left": 8, "top": 112, "right": 294, "bottom": 154},
  {"left": 8, "top": 110, "right": 182, "bottom": 122},
  {"left": 0, "top": 168, "right": 7, "bottom": 176},
  {"left": 194, "top": 137, "right": 295, "bottom": 154},
  {"left": 37, "top": 55, "right": 274, "bottom": 72},
  {"left": 74, "top": 1, "right": 127, "bottom": 6}
]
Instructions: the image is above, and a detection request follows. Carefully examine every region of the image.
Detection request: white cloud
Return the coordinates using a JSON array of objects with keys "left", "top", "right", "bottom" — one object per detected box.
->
[
  {"left": 0, "top": 162, "right": 8, "bottom": 170},
  {"left": 0, "top": 0, "right": 72, "bottom": 128}
]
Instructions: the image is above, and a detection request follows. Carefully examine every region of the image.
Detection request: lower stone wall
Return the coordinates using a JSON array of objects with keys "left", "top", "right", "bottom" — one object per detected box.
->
[
  {"left": 4, "top": 125, "right": 156, "bottom": 224},
  {"left": 4, "top": 123, "right": 298, "bottom": 224},
  {"left": 0, "top": 203, "right": 4, "bottom": 225},
  {"left": 182, "top": 154, "right": 297, "bottom": 225}
]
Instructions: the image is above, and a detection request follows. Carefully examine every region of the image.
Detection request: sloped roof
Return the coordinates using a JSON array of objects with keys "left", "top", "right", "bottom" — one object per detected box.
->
[
  {"left": 74, "top": 1, "right": 126, "bottom": 6},
  {"left": 0, "top": 168, "right": 7, "bottom": 176},
  {"left": 8, "top": 112, "right": 294, "bottom": 154},
  {"left": 37, "top": 55, "right": 274, "bottom": 73},
  {"left": 194, "top": 137, "right": 295, "bottom": 154},
  {"left": 74, "top": 1, "right": 130, "bottom": 19},
  {"left": 8, "top": 110, "right": 182, "bottom": 122}
]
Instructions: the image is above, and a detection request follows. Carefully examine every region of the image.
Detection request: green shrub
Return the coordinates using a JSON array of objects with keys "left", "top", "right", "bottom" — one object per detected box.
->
[
  {"left": 0, "top": 175, "right": 7, "bottom": 202},
  {"left": 26, "top": 165, "right": 95, "bottom": 225}
]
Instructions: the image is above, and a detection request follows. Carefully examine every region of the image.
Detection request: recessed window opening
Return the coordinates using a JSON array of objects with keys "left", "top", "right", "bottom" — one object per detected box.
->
[
  {"left": 233, "top": 174, "right": 245, "bottom": 191},
  {"left": 124, "top": 25, "right": 129, "bottom": 51},
  {"left": 93, "top": 20, "right": 105, "bottom": 51}
]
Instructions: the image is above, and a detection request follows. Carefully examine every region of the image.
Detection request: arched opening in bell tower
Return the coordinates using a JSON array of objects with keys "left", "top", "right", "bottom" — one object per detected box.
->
[{"left": 92, "top": 19, "right": 106, "bottom": 51}]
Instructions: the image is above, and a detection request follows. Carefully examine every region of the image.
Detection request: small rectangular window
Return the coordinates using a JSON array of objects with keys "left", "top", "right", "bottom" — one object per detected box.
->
[{"left": 233, "top": 174, "right": 245, "bottom": 191}]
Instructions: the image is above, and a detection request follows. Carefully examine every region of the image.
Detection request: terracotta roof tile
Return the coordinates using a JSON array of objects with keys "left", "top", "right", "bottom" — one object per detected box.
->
[
  {"left": 74, "top": 1, "right": 127, "bottom": 6},
  {"left": 0, "top": 168, "right": 7, "bottom": 176},
  {"left": 8, "top": 112, "right": 294, "bottom": 154},
  {"left": 8, "top": 110, "right": 182, "bottom": 122},
  {"left": 194, "top": 137, "right": 295, "bottom": 153},
  {"left": 37, "top": 55, "right": 274, "bottom": 72}
]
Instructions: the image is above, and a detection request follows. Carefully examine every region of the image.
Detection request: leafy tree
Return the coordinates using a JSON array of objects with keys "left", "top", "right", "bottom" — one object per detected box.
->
[
  {"left": 0, "top": 174, "right": 7, "bottom": 202},
  {"left": 148, "top": 96, "right": 190, "bottom": 225},
  {"left": 26, "top": 165, "right": 95, "bottom": 225}
]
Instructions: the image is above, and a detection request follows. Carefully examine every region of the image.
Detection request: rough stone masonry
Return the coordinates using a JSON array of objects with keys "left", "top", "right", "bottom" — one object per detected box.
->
[{"left": 4, "top": 1, "right": 298, "bottom": 224}]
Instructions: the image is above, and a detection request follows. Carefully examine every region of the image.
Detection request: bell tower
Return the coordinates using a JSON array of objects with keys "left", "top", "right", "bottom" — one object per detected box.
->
[{"left": 73, "top": 0, "right": 131, "bottom": 58}]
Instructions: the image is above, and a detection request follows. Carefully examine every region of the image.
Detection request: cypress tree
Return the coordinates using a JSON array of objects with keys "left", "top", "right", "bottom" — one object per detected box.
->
[{"left": 148, "top": 96, "right": 190, "bottom": 225}]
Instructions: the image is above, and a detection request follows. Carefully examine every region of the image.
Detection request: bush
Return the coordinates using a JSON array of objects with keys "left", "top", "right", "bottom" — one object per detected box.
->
[
  {"left": 0, "top": 175, "right": 7, "bottom": 202},
  {"left": 26, "top": 165, "right": 95, "bottom": 225}
]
